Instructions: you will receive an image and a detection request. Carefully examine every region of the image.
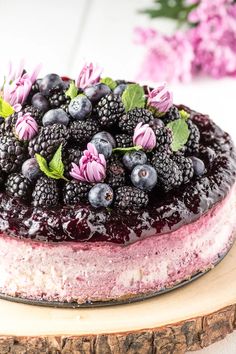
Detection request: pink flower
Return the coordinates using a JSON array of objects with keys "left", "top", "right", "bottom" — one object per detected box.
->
[
  {"left": 70, "top": 143, "right": 106, "bottom": 183},
  {"left": 76, "top": 63, "right": 102, "bottom": 89},
  {"left": 133, "top": 122, "right": 156, "bottom": 151},
  {"left": 147, "top": 84, "right": 173, "bottom": 114},
  {"left": 188, "top": 1, "right": 236, "bottom": 78},
  {"left": 3, "top": 61, "right": 41, "bottom": 108},
  {"left": 15, "top": 112, "right": 38, "bottom": 141},
  {"left": 135, "top": 28, "right": 194, "bottom": 83}
]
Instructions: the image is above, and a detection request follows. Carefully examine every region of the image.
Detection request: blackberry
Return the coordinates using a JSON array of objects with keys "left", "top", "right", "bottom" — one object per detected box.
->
[
  {"left": 172, "top": 154, "right": 194, "bottom": 184},
  {"left": 162, "top": 106, "right": 180, "bottom": 125},
  {"left": 152, "top": 153, "right": 183, "bottom": 191},
  {"left": 151, "top": 126, "right": 173, "bottom": 153},
  {"left": 186, "top": 120, "right": 200, "bottom": 154},
  {"left": 28, "top": 124, "right": 69, "bottom": 160},
  {"left": 48, "top": 90, "right": 70, "bottom": 109},
  {"left": 63, "top": 148, "right": 82, "bottom": 178},
  {"left": 0, "top": 169, "right": 5, "bottom": 187},
  {"left": 115, "top": 186, "right": 149, "bottom": 210},
  {"left": 32, "top": 176, "right": 59, "bottom": 207},
  {"left": 63, "top": 180, "right": 90, "bottom": 205},
  {"left": 6, "top": 173, "right": 32, "bottom": 200},
  {"left": 96, "top": 94, "right": 125, "bottom": 127},
  {"left": 0, "top": 136, "right": 26, "bottom": 173},
  {"left": 106, "top": 156, "right": 126, "bottom": 189},
  {"left": 119, "top": 108, "right": 154, "bottom": 134},
  {"left": 69, "top": 119, "right": 100, "bottom": 146},
  {"left": 115, "top": 134, "right": 133, "bottom": 148},
  {"left": 0, "top": 113, "right": 18, "bottom": 137},
  {"left": 23, "top": 105, "right": 43, "bottom": 125}
]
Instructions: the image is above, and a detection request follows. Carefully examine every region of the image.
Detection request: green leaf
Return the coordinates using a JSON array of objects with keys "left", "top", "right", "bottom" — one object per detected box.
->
[
  {"left": 0, "top": 97, "right": 14, "bottom": 118},
  {"left": 167, "top": 118, "right": 190, "bottom": 152},
  {"left": 49, "top": 144, "right": 64, "bottom": 177},
  {"left": 140, "top": 0, "right": 198, "bottom": 25},
  {"left": 65, "top": 81, "right": 78, "bottom": 100},
  {"left": 122, "top": 84, "right": 145, "bottom": 112},
  {"left": 100, "top": 77, "right": 117, "bottom": 90},
  {"left": 113, "top": 145, "right": 143, "bottom": 154},
  {"left": 179, "top": 109, "right": 190, "bottom": 120},
  {"left": 35, "top": 145, "right": 68, "bottom": 181}
]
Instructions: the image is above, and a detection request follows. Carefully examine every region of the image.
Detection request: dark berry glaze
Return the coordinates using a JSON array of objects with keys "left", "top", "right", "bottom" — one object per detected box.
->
[{"left": 0, "top": 108, "right": 236, "bottom": 245}]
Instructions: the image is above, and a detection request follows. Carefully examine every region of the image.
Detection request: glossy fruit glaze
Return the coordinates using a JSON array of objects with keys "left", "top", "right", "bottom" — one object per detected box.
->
[{"left": 0, "top": 107, "right": 235, "bottom": 245}]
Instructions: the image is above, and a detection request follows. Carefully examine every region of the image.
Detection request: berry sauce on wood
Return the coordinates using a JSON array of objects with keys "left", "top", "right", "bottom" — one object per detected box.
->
[{"left": 0, "top": 109, "right": 235, "bottom": 245}]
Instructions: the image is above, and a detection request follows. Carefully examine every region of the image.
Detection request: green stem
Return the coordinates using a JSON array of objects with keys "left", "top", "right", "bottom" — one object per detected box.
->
[{"left": 112, "top": 145, "right": 143, "bottom": 154}]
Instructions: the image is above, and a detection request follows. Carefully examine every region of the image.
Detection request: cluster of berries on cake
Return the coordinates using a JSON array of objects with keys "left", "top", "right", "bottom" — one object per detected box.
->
[{"left": 0, "top": 62, "right": 212, "bottom": 210}]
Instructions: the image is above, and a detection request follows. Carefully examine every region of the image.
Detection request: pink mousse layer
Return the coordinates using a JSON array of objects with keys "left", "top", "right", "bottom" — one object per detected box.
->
[{"left": 0, "top": 184, "right": 236, "bottom": 303}]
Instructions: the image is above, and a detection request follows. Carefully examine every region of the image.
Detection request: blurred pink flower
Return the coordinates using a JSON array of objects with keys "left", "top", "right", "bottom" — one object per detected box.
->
[
  {"left": 147, "top": 84, "right": 173, "bottom": 114},
  {"left": 188, "top": 0, "right": 236, "bottom": 77},
  {"left": 135, "top": 28, "right": 194, "bottom": 83},
  {"left": 70, "top": 143, "right": 106, "bottom": 183},
  {"left": 76, "top": 62, "right": 102, "bottom": 89},
  {"left": 3, "top": 61, "right": 41, "bottom": 108}
]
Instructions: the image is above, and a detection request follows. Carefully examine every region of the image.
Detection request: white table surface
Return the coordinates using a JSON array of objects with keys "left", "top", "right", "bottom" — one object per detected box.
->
[{"left": 0, "top": 0, "right": 236, "bottom": 352}]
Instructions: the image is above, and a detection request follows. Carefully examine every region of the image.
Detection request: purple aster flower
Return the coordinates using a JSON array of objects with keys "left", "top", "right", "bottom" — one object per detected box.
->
[
  {"left": 76, "top": 62, "right": 102, "bottom": 89},
  {"left": 133, "top": 122, "right": 156, "bottom": 151},
  {"left": 15, "top": 112, "right": 38, "bottom": 141},
  {"left": 3, "top": 60, "right": 41, "bottom": 109},
  {"left": 70, "top": 143, "right": 106, "bottom": 183},
  {"left": 147, "top": 84, "right": 173, "bottom": 115}
]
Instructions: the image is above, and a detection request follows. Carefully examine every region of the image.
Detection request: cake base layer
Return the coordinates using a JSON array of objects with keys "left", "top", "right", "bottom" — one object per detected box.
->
[
  {"left": 0, "top": 248, "right": 229, "bottom": 307},
  {"left": 0, "top": 183, "right": 235, "bottom": 304},
  {"left": 1, "top": 243, "right": 236, "bottom": 353}
]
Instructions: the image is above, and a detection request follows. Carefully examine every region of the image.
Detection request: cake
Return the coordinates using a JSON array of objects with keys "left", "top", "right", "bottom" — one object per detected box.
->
[{"left": 0, "top": 62, "right": 235, "bottom": 305}]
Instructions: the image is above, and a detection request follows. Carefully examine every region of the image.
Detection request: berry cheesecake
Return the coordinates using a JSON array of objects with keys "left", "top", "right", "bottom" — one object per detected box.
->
[{"left": 0, "top": 62, "right": 235, "bottom": 304}]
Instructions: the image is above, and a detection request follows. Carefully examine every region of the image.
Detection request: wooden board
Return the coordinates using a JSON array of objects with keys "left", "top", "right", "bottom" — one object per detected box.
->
[{"left": 1, "top": 242, "right": 236, "bottom": 353}]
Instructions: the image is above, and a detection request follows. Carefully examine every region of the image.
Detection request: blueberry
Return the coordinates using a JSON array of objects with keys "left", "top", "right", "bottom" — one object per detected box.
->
[
  {"left": 150, "top": 118, "right": 165, "bottom": 128},
  {"left": 42, "top": 108, "right": 70, "bottom": 126},
  {"left": 68, "top": 95, "right": 92, "bottom": 120},
  {"left": 190, "top": 156, "right": 205, "bottom": 176},
  {"left": 113, "top": 84, "right": 127, "bottom": 95},
  {"left": 91, "top": 138, "right": 112, "bottom": 158},
  {"left": 131, "top": 164, "right": 157, "bottom": 191},
  {"left": 123, "top": 151, "right": 147, "bottom": 171},
  {"left": 22, "top": 158, "right": 41, "bottom": 181},
  {"left": 84, "top": 83, "right": 111, "bottom": 102},
  {"left": 32, "top": 93, "right": 50, "bottom": 113},
  {"left": 88, "top": 183, "right": 114, "bottom": 208},
  {"left": 199, "top": 147, "right": 216, "bottom": 165},
  {"left": 92, "top": 131, "right": 116, "bottom": 148},
  {"left": 39, "top": 73, "right": 64, "bottom": 96}
]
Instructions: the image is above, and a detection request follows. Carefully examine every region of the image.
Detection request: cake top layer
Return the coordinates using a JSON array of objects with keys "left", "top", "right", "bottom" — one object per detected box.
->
[{"left": 0, "top": 62, "right": 235, "bottom": 245}]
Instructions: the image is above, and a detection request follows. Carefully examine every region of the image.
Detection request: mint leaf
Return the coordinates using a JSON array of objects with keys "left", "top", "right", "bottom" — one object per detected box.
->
[
  {"left": 65, "top": 81, "right": 78, "bottom": 100},
  {"left": 179, "top": 109, "right": 190, "bottom": 120},
  {"left": 122, "top": 84, "right": 145, "bottom": 112},
  {"left": 167, "top": 119, "right": 190, "bottom": 152},
  {"left": 0, "top": 97, "right": 14, "bottom": 118},
  {"left": 49, "top": 144, "right": 64, "bottom": 177},
  {"left": 35, "top": 145, "right": 68, "bottom": 180},
  {"left": 100, "top": 77, "right": 117, "bottom": 90}
]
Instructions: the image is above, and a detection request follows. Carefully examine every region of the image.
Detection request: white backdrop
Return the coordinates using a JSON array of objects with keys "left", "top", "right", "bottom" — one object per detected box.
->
[{"left": 0, "top": 0, "right": 236, "bottom": 352}]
